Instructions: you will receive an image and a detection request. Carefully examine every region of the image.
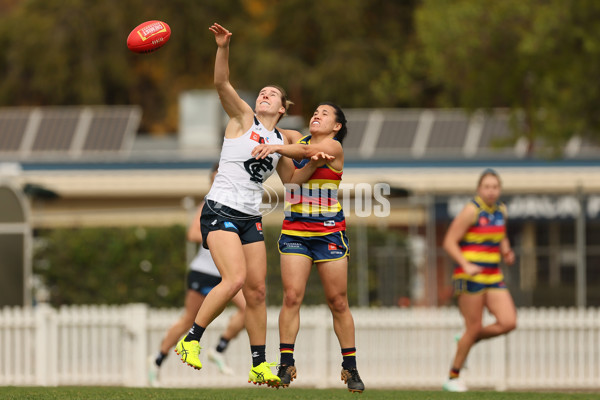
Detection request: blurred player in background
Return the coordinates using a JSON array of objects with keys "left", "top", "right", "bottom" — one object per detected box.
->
[
  {"left": 252, "top": 102, "right": 365, "bottom": 393},
  {"left": 442, "top": 168, "right": 517, "bottom": 392},
  {"left": 148, "top": 164, "right": 245, "bottom": 386}
]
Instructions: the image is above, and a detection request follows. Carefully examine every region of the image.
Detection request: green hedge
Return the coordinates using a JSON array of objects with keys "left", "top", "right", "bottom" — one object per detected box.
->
[{"left": 33, "top": 225, "right": 407, "bottom": 308}]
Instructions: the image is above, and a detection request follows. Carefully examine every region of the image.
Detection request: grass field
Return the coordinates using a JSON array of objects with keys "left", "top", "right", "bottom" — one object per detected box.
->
[{"left": 2, "top": 387, "right": 599, "bottom": 400}]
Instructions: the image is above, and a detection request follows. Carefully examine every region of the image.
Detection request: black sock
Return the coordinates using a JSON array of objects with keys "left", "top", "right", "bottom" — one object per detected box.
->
[
  {"left": 251, "top": 345, "right": 266, "bottom": 367},
  {"left": 216, "top": 336, "right": 230, "bottom": 353},
  {"left": 184, "top": 323, "right": 205, "bottom": 342},
  {"left": 279, "top": 343, "right": 295, "bottom": 366},
  {"left": 155, "top": 351, "right": 168, "bottom": 367},
  {"left": 341, "top": 347, "right": 357, "bottom": 369}
]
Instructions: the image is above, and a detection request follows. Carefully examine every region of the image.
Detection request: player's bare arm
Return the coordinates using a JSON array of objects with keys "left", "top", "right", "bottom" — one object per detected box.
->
[
  {"left": 443, "top": 203, "right": 483, "bottom": 276},
  {"left": 210, "top": 23, "right": 254, "bottom": 138}
]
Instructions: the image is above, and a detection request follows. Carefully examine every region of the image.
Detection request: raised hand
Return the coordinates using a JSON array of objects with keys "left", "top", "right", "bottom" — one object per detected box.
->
[{"left": 209, "top": 23, "right": 232, "bottom": 47}]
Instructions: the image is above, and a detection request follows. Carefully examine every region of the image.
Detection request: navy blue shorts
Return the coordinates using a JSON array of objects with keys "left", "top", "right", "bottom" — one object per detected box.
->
[
  {"left": 453, "top": 278, "right": 507, "bottom": 296},
  {"left": 187, "top": 270, "right": 222, "bottom": 296},
  {"left": 278, "top": 231, "right": 349, "bottom": 263},
  {"left": 200, "top": 199, "right": 264, "bottom": 249}
]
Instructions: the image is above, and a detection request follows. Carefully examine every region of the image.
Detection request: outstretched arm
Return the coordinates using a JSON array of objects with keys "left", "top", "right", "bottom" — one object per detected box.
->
[
  {"left": 209, "top": 23, "right": 253, "bottom": 135},
  {"left": 252, "top": 137, "right": 342, "bottom": 162}
]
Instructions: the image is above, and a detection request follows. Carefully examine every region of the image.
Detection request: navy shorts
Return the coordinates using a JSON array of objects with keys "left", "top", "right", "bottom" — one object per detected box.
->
[
  {"left": 200, "top": 199, "right": 264, "bottom": 249},
  {"left": 453, "top": 278, "right": 507, "bottom": 296},
  {"left": 278, "top": 231, "right": 349, "bottom": 263},
  {"left": 187, "top": 270, "right": 222, "bottom": 296}
]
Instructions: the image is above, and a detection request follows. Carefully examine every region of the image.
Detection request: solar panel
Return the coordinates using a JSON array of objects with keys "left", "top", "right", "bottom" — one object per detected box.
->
[
  {"left": 0, "top": 106, "right": 140, "bottom": 158},
  {"left": 426, "top": 111, "right": 469, "bottom": 150},
  {"left": 479, "top": 113, "right": 512, "bottom": 149},
  {"left": 84, "top": 107, "right": 139, "bottom": 152},
  {"left": 576, "top": 137, "right": 600, "bottom": 158},
  {"left": 32, "top": 108, "right": 80, "bottom": 152},
  {"left": 345, "top": 118, "right": 368, "bottom": 150},
  {"left": 0, "top": 109, "right": 30, "bottom": 152},
  {"left": 377, "top": 118, "right": 420, "bottom": 149}
]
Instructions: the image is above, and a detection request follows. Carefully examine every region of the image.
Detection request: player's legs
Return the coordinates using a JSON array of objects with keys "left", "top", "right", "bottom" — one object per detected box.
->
[
  {"left": 241, "top": 241, "right": 268, "bottom": 347},
  {"left": 317, "top": 258, "right": 355, "bottom": 348},
  {"left": 161, "top": 289, "right": 205, "bottom": 354},
  {"left": 222, "top": 289, "right": 246, "bottom": 341},
  {"left": 242, "top": 241, "right": 280, "bottom": 386},
  {"left": 276, "top": 254, "right": 311, "bottom": 387},
  {"left": 279, "top": 254, "right": 312, "bottom": 344},
  {"left": 479, "top": 289, "right": 517, "bottom": 340},
  {"left": 207, "top": 289, "right": 247, "bottom": 375},
  {"left": 194, "top": 230, "right": 247, "bottom": 327},
  {"left": 176, "top": 231, "right": 246, "bottom": 370},
  {"left": 453, "top": 293, "right": 485, "bottom": 370},
  {"left": 318, "top": 257, "right": 364, "bottom": 393}
]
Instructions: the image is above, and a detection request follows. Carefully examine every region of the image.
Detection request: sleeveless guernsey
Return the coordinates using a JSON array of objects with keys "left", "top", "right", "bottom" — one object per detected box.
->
[
  {"left": 281, "top": 135, "right": 346, "bottom": 237},
  {"left": 452, "top": 196, "right": 507, "bottom": 284},
  {"left": 207, "top": 116, "right": 284, "bottom": 215}
]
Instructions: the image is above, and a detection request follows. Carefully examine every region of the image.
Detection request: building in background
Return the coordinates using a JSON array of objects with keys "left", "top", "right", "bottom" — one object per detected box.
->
[{"left": 1, "top": 100, "right": 599, "bottom": 308}]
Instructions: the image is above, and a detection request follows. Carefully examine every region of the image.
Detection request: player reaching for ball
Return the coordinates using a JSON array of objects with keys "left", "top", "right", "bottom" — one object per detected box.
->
[{"left": 174, "top": 23, "right": 325, "bottom": 388}]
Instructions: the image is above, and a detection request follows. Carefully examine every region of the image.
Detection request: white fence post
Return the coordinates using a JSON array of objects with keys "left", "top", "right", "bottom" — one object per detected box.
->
[
  {"left": 493, "top": 334, "right": 507, "bottom": 391},
  {"left": 34, "top": 304, "right": 57, "bottom": 386},
  {"left": 122, "top": 303, "right": 148, "bottom": 387}
]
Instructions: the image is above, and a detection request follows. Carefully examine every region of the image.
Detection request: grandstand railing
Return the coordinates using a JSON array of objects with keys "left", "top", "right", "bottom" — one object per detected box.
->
[{"left": 1, "top": 304, "right": 598, "bottom": 390}]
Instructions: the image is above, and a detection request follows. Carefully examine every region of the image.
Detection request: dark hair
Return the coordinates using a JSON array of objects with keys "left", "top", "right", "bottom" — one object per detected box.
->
[
  {"left": 318, "top": 102, "right": 347, "bottom": 144},
  {"left": 477, "top": 168, "right": 501, "bottom": 187}
]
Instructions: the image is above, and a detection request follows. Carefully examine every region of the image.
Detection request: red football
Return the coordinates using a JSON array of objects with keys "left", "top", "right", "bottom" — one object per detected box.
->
[{"left": 127, "top": 20, "right": 171, "bottom": 53}]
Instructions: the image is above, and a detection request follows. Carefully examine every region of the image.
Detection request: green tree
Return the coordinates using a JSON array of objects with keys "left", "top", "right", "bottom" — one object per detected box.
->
[
  {"left": 0, "top": 0, "right": 420, "bottom": 130},
  {"left": 0, "top": 0, "right": 247, "bottom": 132},
  {"left": 411, "top": 0, "right": 600, "bottom": 153}
]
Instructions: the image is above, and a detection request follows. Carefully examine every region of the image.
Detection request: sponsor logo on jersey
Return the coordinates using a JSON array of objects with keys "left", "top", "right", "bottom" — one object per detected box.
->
[
  {"left": 250, "top": 131, "right": 270, "bottom": 144},
  {"left": 479, "top": 216, "right": 489, "bottom": 226},
  {"left": 324, "top": 220, "right": 336, "bottom": 227}
]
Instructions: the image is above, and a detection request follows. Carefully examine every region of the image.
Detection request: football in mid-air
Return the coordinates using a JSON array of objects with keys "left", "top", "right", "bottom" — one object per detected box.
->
[{"left": 127, "top": 20, "right": 171, "bottom": 53}]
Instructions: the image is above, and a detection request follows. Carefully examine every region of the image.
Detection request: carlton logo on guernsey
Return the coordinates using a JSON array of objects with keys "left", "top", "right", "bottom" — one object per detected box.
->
[
  {"left": 453, "top": 196, "right": 506, "bottom": 284},
  {"left": 281, "top": 135, "right": 346, "bottom": 237},
  {"left": 206, "top": 116, "right": 283, "bottom": 216}
]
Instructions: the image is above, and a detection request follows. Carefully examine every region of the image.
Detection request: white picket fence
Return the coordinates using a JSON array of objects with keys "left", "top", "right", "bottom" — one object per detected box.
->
[{"left": 1, "top": 304, "right": 599, "bottom": 390}]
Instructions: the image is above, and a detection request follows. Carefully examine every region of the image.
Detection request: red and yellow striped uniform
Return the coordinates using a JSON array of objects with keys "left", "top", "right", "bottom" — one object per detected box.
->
[
  {"left": 281, "top": 135, "right": 345, "bottom": 237},
  {"left": 452, "top": 196, "right": 506, "bottom": 285}
]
